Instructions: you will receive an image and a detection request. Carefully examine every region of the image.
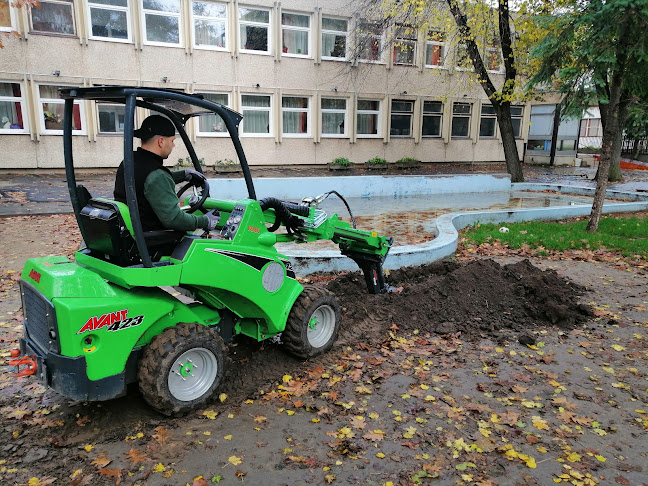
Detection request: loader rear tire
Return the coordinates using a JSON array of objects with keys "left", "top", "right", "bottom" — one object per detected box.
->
[
  {"left": 138, "top": 322, "right": 226, "bottom": 416},
  {"left": 282, "top": 285, "right": 340, "bottom": 359}
]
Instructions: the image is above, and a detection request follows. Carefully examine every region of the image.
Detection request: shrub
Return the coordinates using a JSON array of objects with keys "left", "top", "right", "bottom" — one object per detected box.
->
[
  {"left": 396, "top": 157, "right": 420, "bottom": 164},
  {"left": 366, "top": 156, "right": 388, "bottom": 165},
  {"left": 332, "top": 157, "right": 351, "bottom": 167},
  {"left": 215, "top": 158, "right": 238, "bottom": 166}
]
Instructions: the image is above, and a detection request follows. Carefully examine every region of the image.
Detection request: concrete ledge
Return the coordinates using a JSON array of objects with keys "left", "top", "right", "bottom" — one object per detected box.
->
[
  {"left": 208, "top": 174, "right": 511, "bottom": 199},
  {"left": 287, "top": 182, "right": 648, "bottom": 275}
]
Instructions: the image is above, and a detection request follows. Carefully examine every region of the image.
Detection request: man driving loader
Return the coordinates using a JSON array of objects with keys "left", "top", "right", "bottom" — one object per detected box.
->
[{"left": 113, "top": 115, "right": 219, "bottom": 232}]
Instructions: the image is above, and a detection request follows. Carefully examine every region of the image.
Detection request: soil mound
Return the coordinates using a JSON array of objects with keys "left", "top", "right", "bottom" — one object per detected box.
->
[{"left": 328, "top": 259, "right": 593, "bottom": 342}]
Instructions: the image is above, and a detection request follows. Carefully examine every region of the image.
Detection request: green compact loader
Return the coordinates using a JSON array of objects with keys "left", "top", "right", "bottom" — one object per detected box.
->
[{"left": 10, "top": 87, "right": 392, "bottom": 415}]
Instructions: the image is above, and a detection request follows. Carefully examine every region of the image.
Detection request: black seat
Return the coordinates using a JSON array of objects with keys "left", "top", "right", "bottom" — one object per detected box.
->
[{"left": 80, "top": 198, "right": 184, "bottom": 266}]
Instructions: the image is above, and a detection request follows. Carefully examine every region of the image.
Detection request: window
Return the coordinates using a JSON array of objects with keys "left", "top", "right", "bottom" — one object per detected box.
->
[
  {"left": 582, "top": 118, "right": 601, "bottom": 138},
  {"left": 422, "top": 101, "right": 442, "bottom": 137},
  {"left": 451, "top": 102, "right": 471, "bottom": 138},
  {"left": 192, "top": 0, "right": 227, "bottom": 49},
  {"left": 455, "top": 43, "right": 472, "bottom": 70},
  {"left": 1, "top": 0, "right": 15, "bottom": 30},
  {"left": 196, "top": 92, "right": 229, "bottom": 135},
  {"left": 357, "top": 99, "right": 381, "bottom": 137},
  {"left": 485, "top": 37, "right": 503, "bottom": 73},
  {"left": 0, "top": 82, "right": 28, "bottom": 133},
  {"left": 142, "top": 0, "right": 181, "bottom": 45},
  {"left": 282, "top": 12, "right": 309, "bottom": 57},
  {"left": 357, "top": 21, "right": 383, "bottom": 62},
  {"left": 511, "top": 106, "right": 523, "bottom": 138},
  {"left": 97, "top": 103, "right": 125, "bottom": 133},
  {"left": 241, "top": 94, "right": 271, "bottom": 135},
  {"left": 479, "top": 104, "right": 497, "bottom": 138},
  {"left": 425, "top": 31, "right": 445, "bottom": 68},
  {"left": 282, "top": 96, "right": 309, "bottom": 136},
  {"left": 30, "top": 0, "right": 75, "bottom": 35},
  {"left": 239, "top": 7, "right": 270, "bottom": 53},
  {"left": 393, "top": 25, "right": 416, "bottom": 66},
  {"left": 88, "top": 0, "right": 130, "bottom": 41},
  {"left": 321, "top": 98, "right": 347, "bottom": 137},
  {"left": 38, "top": 85, "right": 85, "bottom": 134},
  {"left": 321, "top": 17, "right": 347, "bottom": 60},
  {"left": 390, "top": 100, "right": 413, "bottom": 137}
]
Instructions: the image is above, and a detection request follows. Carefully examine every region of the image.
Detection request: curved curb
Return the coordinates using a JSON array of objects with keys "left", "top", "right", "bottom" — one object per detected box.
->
[{"left": 287, "top": 183, "right": 648, "bottom": 275}]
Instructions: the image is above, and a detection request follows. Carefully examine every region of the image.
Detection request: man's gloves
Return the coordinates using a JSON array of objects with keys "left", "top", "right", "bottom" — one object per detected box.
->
[
  {"left": 184, "top": 169, "right": 205, "bottom": 186},
  {"left": 203, "top": 210, "right": 220, "bottom": 232}
]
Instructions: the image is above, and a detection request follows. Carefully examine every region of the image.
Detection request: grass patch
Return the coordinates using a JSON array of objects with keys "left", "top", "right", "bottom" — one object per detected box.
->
[{"left": 462, "top": 216, "right": 648, "bottom": 258}]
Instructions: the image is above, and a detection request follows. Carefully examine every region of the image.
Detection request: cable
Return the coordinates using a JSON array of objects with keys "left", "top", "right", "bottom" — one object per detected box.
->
[{"left": 318, "top": 191, "right": 357, "bottom": 229}]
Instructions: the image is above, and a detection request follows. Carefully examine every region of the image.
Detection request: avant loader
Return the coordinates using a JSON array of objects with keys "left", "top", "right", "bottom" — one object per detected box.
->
[{"left": 10, "top": 87, "right": 392, "bottom": 415}]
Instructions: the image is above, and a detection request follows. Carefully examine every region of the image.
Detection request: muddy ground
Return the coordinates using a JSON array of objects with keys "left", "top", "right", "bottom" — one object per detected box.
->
[{"left": 0, "top": 215, "right": 647, "bottom": 486}]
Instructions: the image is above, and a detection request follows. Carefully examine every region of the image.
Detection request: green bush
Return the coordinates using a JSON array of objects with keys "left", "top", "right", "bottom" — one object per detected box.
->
[
  {"left": 332, "top": 157, "right": 351, "bottom": 167},
  {"left": 396, "top": 157, "right": 420, "bottom": 164},
  {"left": 215, "top": 158, "right": 238, "bottom": 166},
  {"left": 366, "top": 156, "right": 388, "bottom": 165}
]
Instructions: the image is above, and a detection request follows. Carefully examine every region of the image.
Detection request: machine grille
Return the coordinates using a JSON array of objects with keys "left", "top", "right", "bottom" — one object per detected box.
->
[{"left": 20, "top": 281, "right": 59, "bottom": 354}]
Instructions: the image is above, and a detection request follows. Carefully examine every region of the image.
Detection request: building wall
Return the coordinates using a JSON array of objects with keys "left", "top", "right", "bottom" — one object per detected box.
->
[{"left": 0, "top": 0, "right": 530, "bottom": 169}]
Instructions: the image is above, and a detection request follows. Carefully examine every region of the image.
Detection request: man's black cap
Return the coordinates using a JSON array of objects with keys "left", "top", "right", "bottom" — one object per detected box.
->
[{"left": 134, "top": 115, "right": 176, "bottom": 139}]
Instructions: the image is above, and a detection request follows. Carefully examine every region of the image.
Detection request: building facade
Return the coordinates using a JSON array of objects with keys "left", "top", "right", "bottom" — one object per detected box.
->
[{"left": 0, "top": 0, "right": 532, "bottom": 170}]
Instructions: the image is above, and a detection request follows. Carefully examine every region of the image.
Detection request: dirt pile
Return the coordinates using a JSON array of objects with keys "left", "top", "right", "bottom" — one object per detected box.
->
[{"left": 328, "top": 259, "right": 593, "bottom": 342}]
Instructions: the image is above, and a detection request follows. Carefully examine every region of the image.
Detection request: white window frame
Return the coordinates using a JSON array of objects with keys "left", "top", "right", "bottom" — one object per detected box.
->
[
  {"left": 357, "top": 21, "right": 384, "bottom": 64},
  {"left": 451, "top": 102, "right": 472, "bottom": 139},
  {"left": 38, "top": 84, "right": 86, "bottom": 135},
  {"left": 424, "top": 31, "right": 446, "bottom": 68},
  {"left": 281, "top": 11, "right": 310, "bottom": 58},
  {"left": 393, "top": 24, "right": 416, "bottom": 66},
  {"left": 321, "top": 16, "right": 348, "bottom": 61},
  {"left": 510, "top": 105, "right": 524, "bottom": 138},
  {"left": 240, "top": 93, "right": 273, "bottom": 137},
  {"left": 0, "top": 81, "right": 29, "bottom": 134},
  {"left": 191, "top": 0, "right": 228, "bottom": 51},
  {"left": 356, "top": 99, "right": 382, "bottom": 138},
  {"left": 422, "top": 100, "right": 443, "bottom": 138},
  {"left": 390, "top": 99, "right": 413, "bottom": 137},
  {"left": 479, "top": 104, "right": 497, "bottom": 139},
  {"left": 0, "top": 0, "right": 17, "bottom": 31},
  {"left": 96, "top": 102, "right": 127, "bottom": 134},
  {"left": 320, "top": 97, "right": 348, "bottom": 138},
  {"left": 195, "top": 92, "right": 230, "bottom": 137},
  {"left": 141, "top": 0, "right": 182, "bottom": 47},
  {"left": 281, "top": 96, "right": 310, "bottom": 137},
  {"left": 238, "top": 6, "right": 271, "bottom": 55},
  {"left": 30, "top": 0, "right": 76, "bottom": 35},
  {"left": 87, "top": 0, "right": 131, "bottom": 43},
  {"left": 485, "top": 41, "right": 504, "bottom": 73}
]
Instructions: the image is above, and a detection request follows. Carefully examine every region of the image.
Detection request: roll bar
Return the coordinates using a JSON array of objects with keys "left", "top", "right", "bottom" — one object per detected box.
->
[{"left": 62, "top": 87, "right": 257, "bottom": 268}]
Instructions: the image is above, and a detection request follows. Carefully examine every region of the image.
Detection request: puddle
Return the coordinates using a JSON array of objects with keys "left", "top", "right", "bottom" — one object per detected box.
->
[{"left": 277, "top": 190, "right": 605, "bottom": 251}]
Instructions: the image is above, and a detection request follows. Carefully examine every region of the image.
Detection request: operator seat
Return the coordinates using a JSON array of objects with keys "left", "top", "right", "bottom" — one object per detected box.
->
[{"left": 79, "top": 196, "right": 184, "bottom": 266}]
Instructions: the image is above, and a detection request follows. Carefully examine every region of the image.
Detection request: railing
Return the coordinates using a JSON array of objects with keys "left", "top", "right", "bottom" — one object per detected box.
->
[{"left": 622, "top": 137, "right": 648, "bottom": 158}]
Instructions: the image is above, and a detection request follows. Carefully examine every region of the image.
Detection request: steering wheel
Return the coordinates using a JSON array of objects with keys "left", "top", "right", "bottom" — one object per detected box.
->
[{"left": 176, "top": 171, "right": 209, "bottom": 214}]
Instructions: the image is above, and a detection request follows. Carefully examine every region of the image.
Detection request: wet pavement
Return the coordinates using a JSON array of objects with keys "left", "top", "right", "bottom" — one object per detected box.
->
[{"left": 1, "top": 163, "right": 648, "bottom": 217}]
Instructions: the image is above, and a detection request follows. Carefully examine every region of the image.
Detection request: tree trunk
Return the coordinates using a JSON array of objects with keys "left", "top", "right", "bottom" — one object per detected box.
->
[
  {"left": 587, "top": 80, "right": 623, "bottom": 232},
  {"left": 445, "top": 0, "right": 525, "bottom": 182},
  {"left": 549, "top": 104, "right": 561, "bottom": 167},
  {"left": 608, "top": 100, "right": 628, "bottom": 182},
  {"left": 496, "top": 103, "right": 525, "bottom": 182}
]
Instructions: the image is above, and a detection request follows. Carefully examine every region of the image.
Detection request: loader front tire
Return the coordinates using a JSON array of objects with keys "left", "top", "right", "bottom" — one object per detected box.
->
[
  {"left": 282, "top": 285, "right": 340, "bottom": 359},
  {"left": 138, "top": 322, "right": 226, "bottom": 416}
]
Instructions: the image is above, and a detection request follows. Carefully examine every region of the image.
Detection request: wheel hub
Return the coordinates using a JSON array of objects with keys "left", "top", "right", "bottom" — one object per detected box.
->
[
  {"left": 168, "top": 348, "right": 218, "bottom": 402},
  {"left": 308, "top": 317, "right": 318, "bottom": 329},
  {"left": 178, "top": 361, "right": 194, "bottom": 377}
]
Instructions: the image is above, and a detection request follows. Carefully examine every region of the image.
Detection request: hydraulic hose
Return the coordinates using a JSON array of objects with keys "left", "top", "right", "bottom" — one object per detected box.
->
[{"left": 259, "top": 197, "right": 305, "bottom": 234}]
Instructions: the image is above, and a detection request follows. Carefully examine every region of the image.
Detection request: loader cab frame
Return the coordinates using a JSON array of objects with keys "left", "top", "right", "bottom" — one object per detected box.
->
[{"left": 61, "top": 87, "right": 257, "bottom": 268}]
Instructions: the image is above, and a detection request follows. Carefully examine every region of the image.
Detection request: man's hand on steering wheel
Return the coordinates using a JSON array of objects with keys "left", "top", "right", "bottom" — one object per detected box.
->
[{"left": 176, "top": 169, "right": 208, "bottom": 213}]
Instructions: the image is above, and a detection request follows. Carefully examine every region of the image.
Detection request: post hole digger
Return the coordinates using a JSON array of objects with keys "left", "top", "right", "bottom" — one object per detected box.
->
[{"left": 10, "top": 87, "right": 392, "bottom": 416}]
